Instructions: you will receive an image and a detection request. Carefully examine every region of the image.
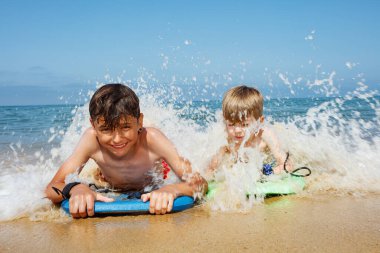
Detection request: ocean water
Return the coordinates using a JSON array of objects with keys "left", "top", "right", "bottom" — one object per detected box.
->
[{"left": 0, "top": 83, "right": 379, "bottom": 220}]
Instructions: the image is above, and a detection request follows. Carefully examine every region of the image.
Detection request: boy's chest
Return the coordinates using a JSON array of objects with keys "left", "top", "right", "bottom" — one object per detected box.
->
[{"left": 92, "top": 152, "right": 161, "bottom": 190}]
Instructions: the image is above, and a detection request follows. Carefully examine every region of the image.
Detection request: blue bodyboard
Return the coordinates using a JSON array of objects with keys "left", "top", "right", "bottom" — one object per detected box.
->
[{"left": 61, "top": 194, "right": 194, "bottom": 215}]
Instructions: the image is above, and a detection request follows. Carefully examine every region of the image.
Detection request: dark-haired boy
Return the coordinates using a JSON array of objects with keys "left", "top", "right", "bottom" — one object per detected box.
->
[{"left": 46, "top": 83, "right": 207, "bottom": 218}]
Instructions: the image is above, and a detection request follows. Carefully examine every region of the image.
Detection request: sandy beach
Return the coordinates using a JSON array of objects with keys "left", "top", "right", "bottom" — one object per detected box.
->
[{"left": 1, "top": 195, "right": 379, "bottom": 253}]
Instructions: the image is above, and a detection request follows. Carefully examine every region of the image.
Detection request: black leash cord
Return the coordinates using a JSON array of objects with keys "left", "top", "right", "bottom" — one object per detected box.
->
[{"left": 283, "top": 152, "right": 312, "bottom": 177}]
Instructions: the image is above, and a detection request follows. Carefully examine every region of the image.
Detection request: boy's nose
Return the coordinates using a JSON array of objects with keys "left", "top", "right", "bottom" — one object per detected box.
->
[
  {"left": 234, "top": 126, "right": 244, "bottom": 133},
  {"left": 112, "top": 131, "right": 123, "bottom": 143}
]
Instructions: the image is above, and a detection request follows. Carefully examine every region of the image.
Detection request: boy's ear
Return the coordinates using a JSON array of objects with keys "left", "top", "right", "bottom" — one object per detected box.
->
[
  {"left": 90, "top": 118, "right": 95, "bottom": 128},
  {"left": 138, "top": 113, "right": 144, "bottom": 128},
  {"left": 259, "top": 116, "right": 265, "bottom": 123}
]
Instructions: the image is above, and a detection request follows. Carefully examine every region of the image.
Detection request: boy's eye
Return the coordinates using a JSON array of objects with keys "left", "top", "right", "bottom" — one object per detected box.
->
[
  {"left": 243, "top": 123, "right": 249, "bottom": 127},
  {"left": 100, "top": 128, "right": 111, "bottom": 133},
  {"left": 122, "top": 125, "right": 131, "bottom": 130}
]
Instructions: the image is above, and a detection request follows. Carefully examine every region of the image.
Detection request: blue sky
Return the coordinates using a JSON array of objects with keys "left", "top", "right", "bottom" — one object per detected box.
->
[{"left": 0, "top": 0, "right": 379, "bottom": 105}]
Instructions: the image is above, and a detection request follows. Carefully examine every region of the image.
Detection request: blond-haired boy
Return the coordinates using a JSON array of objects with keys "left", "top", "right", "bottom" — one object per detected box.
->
[{"left": 208, "top": 85, "right": 292, "bottom": 176}]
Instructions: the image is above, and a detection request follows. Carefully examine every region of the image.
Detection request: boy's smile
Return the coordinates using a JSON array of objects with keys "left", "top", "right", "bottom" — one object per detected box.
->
[{"left": 111, "top": 143, "right": 127, "bottom": 149}]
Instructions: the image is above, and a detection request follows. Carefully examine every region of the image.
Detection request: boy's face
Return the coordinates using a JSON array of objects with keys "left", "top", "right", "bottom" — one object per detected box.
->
[
  {"left": 225, "top": 116, "right": 264, "bottom": 145},
  {"left": 91, "top": 114, "right": 143, "bottom": 157}
]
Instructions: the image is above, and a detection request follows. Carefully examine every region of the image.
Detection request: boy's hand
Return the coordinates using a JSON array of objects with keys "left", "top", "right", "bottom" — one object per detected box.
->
[
  {"left": 69, "top": 184, "right": 114, "bottom": 218},
  {"left": 273, "top": 165, "right": 283, "bottom": 174},
  {"left": 141, "top": 186, "right": 177, "bottom": 215}
]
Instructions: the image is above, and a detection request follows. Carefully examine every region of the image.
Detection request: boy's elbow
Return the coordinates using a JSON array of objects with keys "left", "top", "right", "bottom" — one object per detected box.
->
[
  {"left": 45, "top": 183, "right": 60, "bottom": 204},
  {"left": 44, "top": 184, "right": 53, "bottom": 201}
]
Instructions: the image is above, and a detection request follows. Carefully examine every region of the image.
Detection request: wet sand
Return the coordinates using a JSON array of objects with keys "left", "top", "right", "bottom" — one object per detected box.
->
[{"left": 1, "top": 195, "right": 380, "bottom": 253}]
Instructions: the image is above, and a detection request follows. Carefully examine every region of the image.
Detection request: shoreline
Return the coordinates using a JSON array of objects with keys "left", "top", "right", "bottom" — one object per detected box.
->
[{"left": 1, "top": 195, "right": 380, "bottom": 252}]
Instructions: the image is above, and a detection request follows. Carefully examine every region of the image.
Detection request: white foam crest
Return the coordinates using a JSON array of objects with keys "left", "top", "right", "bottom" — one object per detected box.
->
[
  {"left": 55, "top": 104, "right": 91, "bottom": 161},
  {"left": 0, "top": 159, "right": 58, "bottom": 221},
  {"left": 279, "top": 85, "right": 380, "bottom": 194},
  {"left": 208, "top": 148, "right": 264, "bottom": 212},
  {"left": 274, "top": 122, "right": 380, "bottom": 194}
]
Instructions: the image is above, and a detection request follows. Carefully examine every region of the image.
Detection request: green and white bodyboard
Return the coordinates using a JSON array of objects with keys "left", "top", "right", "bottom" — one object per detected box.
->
[{"left": 207, "top": 176, "right": 305, "bottom": 198}]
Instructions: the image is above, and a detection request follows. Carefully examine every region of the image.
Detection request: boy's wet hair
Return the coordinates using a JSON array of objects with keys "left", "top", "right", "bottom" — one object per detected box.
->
[
  {"left": 222, "top": 85, "right": 263, "bottom": 122},
  {"left": 89, "top": 83, "right": 140, "bottom": 129}
]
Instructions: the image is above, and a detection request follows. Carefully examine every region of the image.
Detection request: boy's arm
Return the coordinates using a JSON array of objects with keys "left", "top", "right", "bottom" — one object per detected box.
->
[
  {"left": 45, "top": 128, "right": 113, "bottom": 217},
  {"left": 205, "top": 146, "right": 227, "bottom": 180},
  {"left": 141, "top": 128, "right": 207, "bottom": 214},
  {"left": 261, "top": 127, "right": 293, "bottom": 174},
  {"left": 151, "top": 128, "right": 208, "bottom": 195},
  {"left": 46, "top": 154, "right": 86, "bottom": 204},
  {"left": 45, "top": 129, "right": 93, "bottom": 204}
]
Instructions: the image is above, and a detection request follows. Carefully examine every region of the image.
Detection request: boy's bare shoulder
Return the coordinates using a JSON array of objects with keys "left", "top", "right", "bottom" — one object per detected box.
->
[
  {"left": 77, "top": 127, "right": 100, "bottom": 153},
  {"left": 261, "top": 125, "right": 275, "bottom": 139},
  {"left": 143, "top": 127, "right": 174, "bottom": 153},
  {"left": 144, "top": 127, "right": 167, "bottom": 141},
  {"left": 82, "top": 127, "right": 98, "bottom": 140}
]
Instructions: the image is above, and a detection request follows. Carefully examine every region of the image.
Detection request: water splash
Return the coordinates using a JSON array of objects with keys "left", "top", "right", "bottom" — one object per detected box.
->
[{"left": 0, "top": 73, "right": 379, "bottom": 220}]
